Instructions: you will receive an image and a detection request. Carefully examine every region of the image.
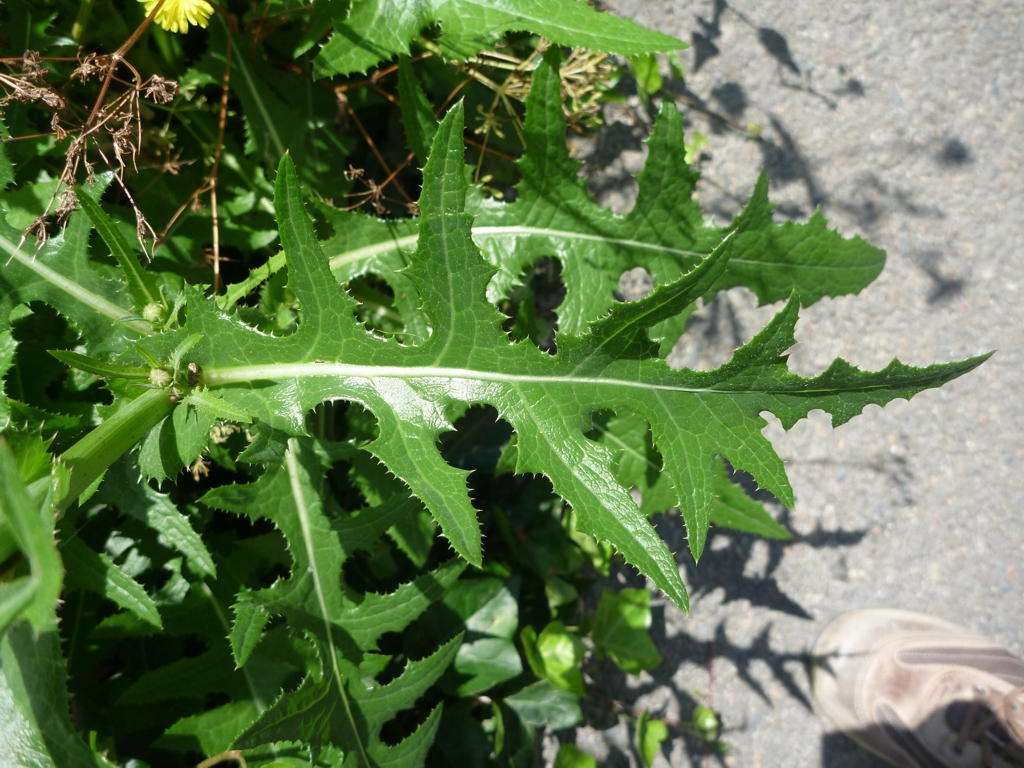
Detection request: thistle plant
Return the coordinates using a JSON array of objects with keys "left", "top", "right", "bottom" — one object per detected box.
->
[{"left": 0, "top": 1, "right": 986, "bottom": 767}]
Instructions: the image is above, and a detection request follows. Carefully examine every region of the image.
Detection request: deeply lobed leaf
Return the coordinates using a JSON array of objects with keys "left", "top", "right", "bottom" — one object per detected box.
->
[{"left": 134, "top": 102, "right": 984, "bottom": 615}]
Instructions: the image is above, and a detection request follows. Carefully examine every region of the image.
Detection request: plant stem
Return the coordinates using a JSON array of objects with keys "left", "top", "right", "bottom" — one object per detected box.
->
[
  {"left": 0, "top": 385, "right": 171, "bottom": 563},
  {"left": 57, "top": 387, "right": 176, "bottom": 514}
]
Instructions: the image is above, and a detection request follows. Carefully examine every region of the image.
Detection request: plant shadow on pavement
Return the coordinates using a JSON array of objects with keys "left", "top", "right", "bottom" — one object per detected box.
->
[
  {"left": 559, "top": 502, "right": 870, "bottom": 767},
  {"left": 820, "top": 731, "right": 897, "bottom": 768}
]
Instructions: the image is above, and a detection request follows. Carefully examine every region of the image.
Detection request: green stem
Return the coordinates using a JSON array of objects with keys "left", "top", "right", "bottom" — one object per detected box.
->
[
  {"left": 57, "top": 387, "right": 176, "bottom": 514},
  {"left": 0, "top": 387, "right": 176, "bottom": 564}
]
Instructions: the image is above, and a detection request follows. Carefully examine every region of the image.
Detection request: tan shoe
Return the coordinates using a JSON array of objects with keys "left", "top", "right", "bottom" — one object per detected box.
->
[{"left": 811, "top": 609, "right": 1024, "bottom": 767}]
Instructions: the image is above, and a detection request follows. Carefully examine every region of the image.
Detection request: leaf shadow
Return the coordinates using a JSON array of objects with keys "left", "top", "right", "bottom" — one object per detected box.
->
[
  {"left": 572, "top": 612, "right": 815, "bottom": 767},
  {"left": 654, "top": 507, "right": 867, "bottom": 620}
]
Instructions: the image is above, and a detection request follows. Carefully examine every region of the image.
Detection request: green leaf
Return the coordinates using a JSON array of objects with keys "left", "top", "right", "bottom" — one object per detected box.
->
[
  {"left": 590, "top": 413, "right": 790, "bottom": 539},
  {"left": 6, "top": 430, "right": 54, "bottom": 485},
  {"left": 0, "top": 330, "right": 14, "bottom": 430},
  {"left": 0, "top": 624, "right": 112, "bottom": 768},
  {"left": 521, "top": 620, "right": 586, "bottom": 695},
  {"left": 314, "top": 0, "right": 685, "bottom": 78},
  {"left": 708, "top": 458, "right": 791, "bottom": 539},
  {"left": 229, "top": 592, "right": 273, "bottom": 669},
  {"left": 153, "top": 101, "right": 983, "bottom": 612},
  {"left": 183, "top": 387, "right": 253, "bottom": 423},
  {"left": 157, "top": 700, "right": 260, "bottom": 756},
  {"left": 237, "top": 53, "right": 882, "bottom": 348},
  {"left": 236, "top": 634, "right": 461, "bottom": 765},
  {"left": 435, "top": 577, "right": 522, "bottom": 694},
  {"left": 443, "top": 577, "right": 518, "bottom": 640},
  {"left": 592, "top": 588, "right": 661, "bottom": 676},
  {"left": 449, "top": 636, "right": 522, "bottom": 695},
  {"left": 116, "top": 643, "right": 239, "bottom": 707},
  {"left": 47, "top": 350, "right": 150, "bottom": 381},
  {"left": 398, "top": 54, "right": 438, "bottom": 165},
  {"left": 76, "top": 189, "right": 163, "bottom": 319},
  {"left": 630, "top": 54, "right": 663, "bottom": 101},
  {"left": 386, "top": 504, "right": 437, "bottom": 569},
  {"left": 202, "top": 437, "right": 465, "bottom": 763},
  {"left": 0, "top": 196, "right": 150, "bottom": 355},
  {"left": 587, "top": 409, "right": 676, "bottom": 517},
  {"left": 504, "top": 679, "right": 582, "bottom": 730},
  {"left": 0, "top": 438, "right": 63, "bottom": 635},
  {"left": 137, "top": 401, "right": 217, "bottom": 484},
  {"left": 61, "top": 537, "right": 162, "bottom": 628},
  {"left": 0, "top": 114, "right": 14, "bottom": 190},
  {"left": 554, "top": 743, "right": 596, "bottom": 768},
  {"left": 197, "top": 20, "right": 352, "bottom": 191},
  {"left": 57, "top": 387, "right": 176, "bottom": 514},
  {"left": 470, "top": 50, "right": 887, "bottom": 334},
  {"left": 94, "top": 456, "right": 216, "bottom": 578},
  {"left": 636, "top": 709, "right": 669, "bottom": 768}
]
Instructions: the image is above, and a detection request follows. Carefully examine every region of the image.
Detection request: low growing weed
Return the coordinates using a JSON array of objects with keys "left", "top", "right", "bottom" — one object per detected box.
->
[{"left": 0, "top": 1, "right": 986, "bottom": 766}]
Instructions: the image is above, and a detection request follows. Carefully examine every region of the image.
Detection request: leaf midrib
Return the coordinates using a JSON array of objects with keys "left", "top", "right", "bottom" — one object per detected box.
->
[
  {"left": 323, "top": 227, "right": 882, "bottom": 273},
  {"left": 284, "top": 442, "right": 369, "bottom": 767},
  {"left": 203, "top": 361, "right": 946, "bottom": 397},
  {"left": 0, "top": 232, "right": 151, "bottom": 334}
]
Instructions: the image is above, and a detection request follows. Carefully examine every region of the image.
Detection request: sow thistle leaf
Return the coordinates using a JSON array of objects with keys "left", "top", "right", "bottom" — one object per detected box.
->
[
  {"left": 249, "top": 51, "right": 885, "bottom": 347},
  {"left": 398, "top": 54, "right": 439, "bottom": 166},
  {"left": 470, "top": 49, "right": 888, "bottom": 334},
  {"left": 95, "top": 457, "right": 216, "bottom": 578},
  {"left": 76, "top": 190, "right": 164, "bottom": 320},
  {"left": 589, "top": 411, "right": 790, "bottom": 538},
  {"left": 0, "top": 439, "right": 64, "bottom": 636},
  {"left": 201, "top": 437, "right": 467, "bottom": 763},
  {"left": 144, "top": 101, "right": 985, "bottom": 615},
  {"left": 0, "top": 330, "right": 14, "bottom": 430},
  {"left": 0, "top": 443, "right": 111, "bottom": 767},
  {"left": 61, "top": 537, "right": 162, "bottom": 629},
  {"left": 708, "top": 458, "right": 791, "bottom": 540},
  {"left": 0, "top": 115, "right": 13, "bottom": 190},
  {"left": 0, "top": 624, "right": 114, "bottom": 768},
  {"left": 0, "top": 179, "right": 151, "bottom": 353},
  {"left": 314, "top": 0, "right": 684, "bottom": 78}
]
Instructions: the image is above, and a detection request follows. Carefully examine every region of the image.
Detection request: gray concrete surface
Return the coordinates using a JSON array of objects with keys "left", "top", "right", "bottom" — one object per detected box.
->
[{"left": 557, "top": 2, "right": 1024, "bottom": 766}]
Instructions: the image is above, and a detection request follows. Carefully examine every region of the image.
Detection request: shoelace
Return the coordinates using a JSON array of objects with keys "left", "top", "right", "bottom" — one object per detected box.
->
[{"left": 950, "top": 685, "right": 1024, "bottom": 767}]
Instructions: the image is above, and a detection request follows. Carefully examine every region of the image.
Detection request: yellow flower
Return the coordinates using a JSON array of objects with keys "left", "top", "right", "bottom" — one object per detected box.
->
[{"left": 140, "top": 0, "right": 215, "bottom": 34}]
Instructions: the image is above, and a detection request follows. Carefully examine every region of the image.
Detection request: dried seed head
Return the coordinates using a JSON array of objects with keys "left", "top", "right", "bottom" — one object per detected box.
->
[
  {"left": 142, "top": 75, "right": 179, "bottom": 105},
  {"left": 71, "top": 52, "right": 107, "bottom": 83},
  {"left": 26, "top": 215, "right": 50, "bottom": 247},
  {"left": 21, "top": 50, "right": 48, "bottom": 81},
  {"left": 54, "top": 187, "right": 78, "bottom": 227},
  {"left": 0, "top": 78, "right": 66, "bottom": 110},
  {"left": 135, "top": 207, "right": 155, "bottom": 244}
]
